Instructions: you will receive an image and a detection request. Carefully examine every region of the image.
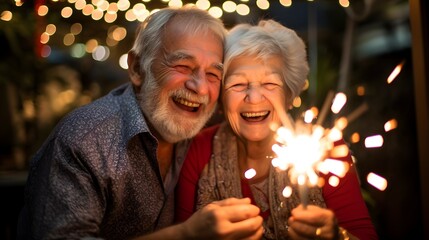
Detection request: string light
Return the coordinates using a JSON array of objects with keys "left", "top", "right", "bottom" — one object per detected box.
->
[{"left": 5, "top": 0, "right": 354, "bottom": 65}]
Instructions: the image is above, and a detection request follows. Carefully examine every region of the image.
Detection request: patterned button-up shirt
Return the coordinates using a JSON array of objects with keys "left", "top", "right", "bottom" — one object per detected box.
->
[{"left": 18, "top": 83, "right": 191, "bottom": 239}]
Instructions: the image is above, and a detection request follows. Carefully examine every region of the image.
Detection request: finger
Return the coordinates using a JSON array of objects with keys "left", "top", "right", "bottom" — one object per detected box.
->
[
  {"left": 288, "top": 217, "right": 318, "bottom": 239},
  {"left": 220, "top": 204, "right": 261, "bottom": 222},
  {"left": 313, "top": 225, "right": 337, "bottom": 240},
  {"left": 239, "top": 224, "right": 264, "bottom": 240},
  {"left": 291, "top": 205, "right": 321, "bottom": 219},
  {"left": 225, "top": 216, "right": 264, "bottom": 240},
  {"left": 291, "top": 205, "right": 334, "bottom": 226},
  {"left": 212, "top": 197, "right": 251, "bottom": 206},
  {"left": 287, "top": 226, "right": 308, "bottom": 240}
]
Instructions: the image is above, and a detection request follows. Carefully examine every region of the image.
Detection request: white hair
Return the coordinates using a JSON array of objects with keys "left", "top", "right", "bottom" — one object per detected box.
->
[
  {"left": 130, "top": 6, "right": 227, "bottom": 82},
  {"left": 223, "top": 19, "right": 309, "bottom": 104}
]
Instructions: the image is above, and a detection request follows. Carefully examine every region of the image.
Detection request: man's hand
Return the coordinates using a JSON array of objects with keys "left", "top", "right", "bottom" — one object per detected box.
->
[{"left": 181, "top": 197, "right": 263, "bottom": 240}]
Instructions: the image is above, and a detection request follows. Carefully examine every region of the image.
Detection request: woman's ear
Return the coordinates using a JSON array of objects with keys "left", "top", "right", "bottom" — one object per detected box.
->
[{"left": 127, "top": 51, "right": 145, "bottom": 91}]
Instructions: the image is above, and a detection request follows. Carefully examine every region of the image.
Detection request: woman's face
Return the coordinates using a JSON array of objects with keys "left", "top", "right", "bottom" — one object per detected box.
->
[{"left": 222, "top": 55, "right": 288, "bottom": 143}]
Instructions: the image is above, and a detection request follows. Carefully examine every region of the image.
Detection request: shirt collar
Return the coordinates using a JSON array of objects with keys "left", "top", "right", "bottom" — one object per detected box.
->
[{"left": 115, "top": 83, "right": 150, "bottom": 144}]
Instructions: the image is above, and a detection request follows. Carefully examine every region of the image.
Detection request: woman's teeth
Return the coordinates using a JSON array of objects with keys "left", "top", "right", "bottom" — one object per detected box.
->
[{"left": 241, "top": 111, "right": 269, "bottom": 118}]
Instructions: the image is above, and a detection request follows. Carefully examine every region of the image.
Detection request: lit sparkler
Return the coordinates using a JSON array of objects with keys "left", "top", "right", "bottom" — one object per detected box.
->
[
  {"left": 268, "top": 60, "right": 405, "bottom": 203},
  {"left": 270, "top": 92, "right": 351, "bottom": 208}
]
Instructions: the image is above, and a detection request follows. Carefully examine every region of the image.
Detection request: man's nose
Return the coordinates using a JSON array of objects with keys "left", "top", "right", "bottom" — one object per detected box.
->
[{"left": 185, "top": 70, "right": 209, "bottom": 95}]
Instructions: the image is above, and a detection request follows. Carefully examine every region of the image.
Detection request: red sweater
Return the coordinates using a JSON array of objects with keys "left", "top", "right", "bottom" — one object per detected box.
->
[{"left": 176, "top": 124, "right": 378, "bottom": 239}]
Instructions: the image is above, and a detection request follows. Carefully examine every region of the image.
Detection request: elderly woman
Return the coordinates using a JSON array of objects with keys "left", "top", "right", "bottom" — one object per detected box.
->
[{"left": 176, "top": 20, "right": 377, "bottom": 240}]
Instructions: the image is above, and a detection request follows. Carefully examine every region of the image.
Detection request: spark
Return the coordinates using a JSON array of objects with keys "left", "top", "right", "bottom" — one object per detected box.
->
[
  {"left": 304, "top": 109, "right": 316, "bottom": 123},
  {"left": 350, "top": 132, "right": 360, "bottom": 143},
  {"left": 364, "top": 135, "right": 384, "bottom": 148},
  {"left": 318, "top": 158, "right": 350, "bottom": 177},
  {"left": 282, "top": 186, "right": 292, "bottom": 198},
  {"left": 244, "top": 168, "right": 256, "bottom": 179},
  {"left": 328, "top": 175, "right": 340, "bottom": 187},
  {"left": 384, "top": 119, "right": 398, "bottom": 132},
  {"left": 331, "top": 92, "right": 347, "bottom": 114},
  {"left": 367, "top": 172, "right": 388, "bottom": 191},
  {"left": 387, "top": 60, "right": 405, "bottom": 84},
  {"left": 356, "top": 85, "right": 365, "bottom": 96}
]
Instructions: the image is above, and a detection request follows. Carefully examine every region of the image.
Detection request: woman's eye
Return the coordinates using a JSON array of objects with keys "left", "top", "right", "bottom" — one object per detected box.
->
[
  {"left": 263, "top": 82, "right": 281, "bottom": 90},
  {"left": 229, "top": 83, "right": 248, "bottom": 91}
]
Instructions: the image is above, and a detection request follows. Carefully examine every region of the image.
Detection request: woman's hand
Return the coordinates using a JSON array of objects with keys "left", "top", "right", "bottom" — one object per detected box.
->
[{"left": 287, "top": 204, "right": 338, "bottom": 240}]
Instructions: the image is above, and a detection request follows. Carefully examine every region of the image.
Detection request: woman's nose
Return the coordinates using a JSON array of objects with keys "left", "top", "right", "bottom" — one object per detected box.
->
[{"left": 245, "top": 85, "right": 265, "bottom": 104}]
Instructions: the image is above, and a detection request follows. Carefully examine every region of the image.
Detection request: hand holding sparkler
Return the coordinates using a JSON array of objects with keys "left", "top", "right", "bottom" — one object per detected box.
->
[
  {"left": 287, "top": 205, "right": 355, "bottom": 240},
  {"left": 183, "top": 198, "right": 264, "bottom": 240}
]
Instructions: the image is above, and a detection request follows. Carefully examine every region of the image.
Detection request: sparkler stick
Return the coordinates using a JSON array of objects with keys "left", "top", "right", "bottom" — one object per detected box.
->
[
  {"left": 346, "top": 102, "right": 369, "bottom": 124},
  {"left": 316, "top": 90, "right": 335, "bottom": 126},
  {"left": 298, "top": 178, "right": 309, "bottom": 209}
]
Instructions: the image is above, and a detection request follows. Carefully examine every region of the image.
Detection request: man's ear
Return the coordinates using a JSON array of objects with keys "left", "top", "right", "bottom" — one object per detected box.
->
[{"left": 127, "top": 51, "right": 144, "bottom": 91}]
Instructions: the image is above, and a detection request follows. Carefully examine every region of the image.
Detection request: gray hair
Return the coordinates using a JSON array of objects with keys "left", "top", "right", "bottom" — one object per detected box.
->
[
  {"left": 223, "top": 19, "right": 309, "bottom": 104},
  {"left": 130, "top": 6, "right": 227, "bottom": 78}
]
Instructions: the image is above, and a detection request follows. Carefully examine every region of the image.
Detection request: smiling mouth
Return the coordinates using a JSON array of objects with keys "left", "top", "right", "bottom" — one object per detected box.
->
[
  {"left": 241, "top": 111, "right": 270, "bottom": 122},
  {"left": 173, "top": 97, "right": 201, "bottom": 112}
]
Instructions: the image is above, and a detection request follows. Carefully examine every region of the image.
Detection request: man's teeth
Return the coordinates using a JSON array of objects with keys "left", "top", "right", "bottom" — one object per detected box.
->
[
  {"left": 241, "top": 111, "right": 269, "bottom": 117},
  {"left": 175, "top": 97, "right": 200, "bottom": 107}
]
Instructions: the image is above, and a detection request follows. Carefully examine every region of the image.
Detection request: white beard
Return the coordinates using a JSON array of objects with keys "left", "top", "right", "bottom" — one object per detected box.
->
[{"left": 138, "top": 72, "right": 216, "bottom": 143}]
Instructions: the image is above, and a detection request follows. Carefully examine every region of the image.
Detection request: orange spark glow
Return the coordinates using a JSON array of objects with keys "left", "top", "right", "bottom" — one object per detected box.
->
[
  {"left": 350, "top": 132, "right": 360, "bottom": 143},
  {"left": 384, "top": 119, "right": 398, "bottom": 132}
]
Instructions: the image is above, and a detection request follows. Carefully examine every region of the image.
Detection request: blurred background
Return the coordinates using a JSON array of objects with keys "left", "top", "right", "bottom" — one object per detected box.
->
[{"left": 0, "top": 0, "right": 428, "bottom": 239}]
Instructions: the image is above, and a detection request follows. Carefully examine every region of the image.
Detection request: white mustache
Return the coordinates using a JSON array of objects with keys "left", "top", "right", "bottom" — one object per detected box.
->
[{"left": 170, "top": 88, "right": 209, "bottom": 106}]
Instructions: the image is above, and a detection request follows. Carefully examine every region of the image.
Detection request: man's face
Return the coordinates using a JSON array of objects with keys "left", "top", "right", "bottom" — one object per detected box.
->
[{"left": 139, "top": 21, "right": 223, "bottom": 143}]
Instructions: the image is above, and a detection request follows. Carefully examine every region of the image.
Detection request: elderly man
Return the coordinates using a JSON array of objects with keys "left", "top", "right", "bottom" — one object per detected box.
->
[{"left": 17, "top": 6, "right": 262, "bottom": 240}]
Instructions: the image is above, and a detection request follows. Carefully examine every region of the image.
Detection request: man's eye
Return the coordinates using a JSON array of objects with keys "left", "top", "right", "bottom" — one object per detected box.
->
[
  {"left": 175, "top": 65, "right": 192, "bottom": 74},
  {"left": 207, "top": 72, "right": 221, "bottom": 82}
]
